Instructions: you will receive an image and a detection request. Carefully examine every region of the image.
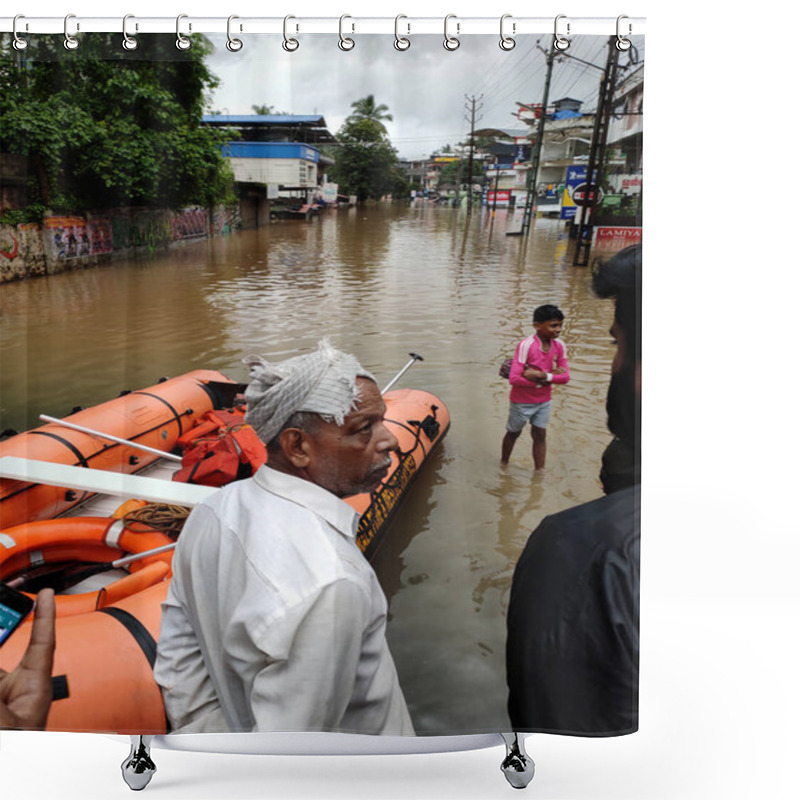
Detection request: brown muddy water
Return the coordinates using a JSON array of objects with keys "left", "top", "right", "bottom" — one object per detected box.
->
[{"left": 0, "top": 202, "right": 618, "bottom": 733}]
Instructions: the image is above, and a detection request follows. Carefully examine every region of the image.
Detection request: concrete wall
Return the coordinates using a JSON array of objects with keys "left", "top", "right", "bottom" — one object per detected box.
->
[{"left": 0, "top": 205, "right": 239, "bottom": 283}]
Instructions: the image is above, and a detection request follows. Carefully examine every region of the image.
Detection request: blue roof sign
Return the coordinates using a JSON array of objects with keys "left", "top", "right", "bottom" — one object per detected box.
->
[{"left": 222, "top": 141, "right": 320, "bottom": 163}]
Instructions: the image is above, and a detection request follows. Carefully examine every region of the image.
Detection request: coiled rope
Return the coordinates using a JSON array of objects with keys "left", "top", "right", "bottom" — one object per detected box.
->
[{"left": 122, "top": 503, "right": 191, "bottom": 539}]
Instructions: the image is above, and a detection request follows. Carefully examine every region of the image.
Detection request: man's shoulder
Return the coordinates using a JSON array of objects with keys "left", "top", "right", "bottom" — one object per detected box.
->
[
  {"left": 543, "top": 485, "right": 638, "bottom": 531},
  {"left": 524, "top": 486, "right": 640, "bottom": 558},
  {"left": 512, "top": 486, "right": 640, "bottom": 606}
]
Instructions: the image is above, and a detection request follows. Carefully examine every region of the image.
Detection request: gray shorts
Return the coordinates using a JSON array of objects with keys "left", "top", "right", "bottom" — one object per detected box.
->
[{"left": 506, "top": 401, "right": 552, "bottom": 433}]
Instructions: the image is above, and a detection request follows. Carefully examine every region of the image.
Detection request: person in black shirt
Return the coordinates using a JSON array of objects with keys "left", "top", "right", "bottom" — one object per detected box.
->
[{"left": 506, "top": 244, "right": 641, "bottom": 735}]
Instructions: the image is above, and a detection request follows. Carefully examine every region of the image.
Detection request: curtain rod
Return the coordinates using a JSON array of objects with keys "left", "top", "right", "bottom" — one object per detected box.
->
[{"left": 1, "top": 16, "right": 645, "bottom": 37}]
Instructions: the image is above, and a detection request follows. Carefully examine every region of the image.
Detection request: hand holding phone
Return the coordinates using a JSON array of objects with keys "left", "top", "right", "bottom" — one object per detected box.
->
[
  {"left": 0, "top": 587, "right": 56, "bottom": 730},
  {"left": 0, "top": 583, "right": 35, "bottom": 647}
]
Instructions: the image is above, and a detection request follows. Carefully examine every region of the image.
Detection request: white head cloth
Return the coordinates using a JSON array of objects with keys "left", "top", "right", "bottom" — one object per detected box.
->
[{"left": 243, "top": 339, "right": 376, "bottom": 444}]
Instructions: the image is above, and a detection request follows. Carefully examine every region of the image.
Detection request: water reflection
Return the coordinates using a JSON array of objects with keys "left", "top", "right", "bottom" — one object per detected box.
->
[{"left": 0, "top": 204, "right": 616, "bottom": 732}]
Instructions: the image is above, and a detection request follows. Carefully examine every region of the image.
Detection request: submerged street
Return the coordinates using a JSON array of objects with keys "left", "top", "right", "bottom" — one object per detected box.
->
[{"left": 0, "top": 203, "right": 618, "bottom": 731}]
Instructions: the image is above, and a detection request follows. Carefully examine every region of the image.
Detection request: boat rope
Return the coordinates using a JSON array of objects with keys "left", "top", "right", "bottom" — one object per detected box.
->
[{"left": 122, "top": 503, "right": 191, "bottom": 539}]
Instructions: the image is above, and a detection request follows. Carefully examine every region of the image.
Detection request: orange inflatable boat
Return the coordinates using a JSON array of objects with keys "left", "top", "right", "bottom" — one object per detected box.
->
[
  {"left": 0, "top": 370, "right": 241, "bottom": 529},
  {"left": 0, "top": 374, "right": 449, "bottom": 734}
]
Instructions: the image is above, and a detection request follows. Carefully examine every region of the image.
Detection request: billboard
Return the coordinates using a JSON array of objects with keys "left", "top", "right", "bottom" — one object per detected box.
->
[{"left": 560, "top": 165, "right": 587, "bottom": 220}]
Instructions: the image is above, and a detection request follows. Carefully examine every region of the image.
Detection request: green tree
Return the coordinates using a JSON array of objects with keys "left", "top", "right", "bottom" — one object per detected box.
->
[
  {"left": 0, "top": 33, "right": 234, "bottom": 216},
  {"left": 329, "top": 115, "right": 400, "bottom": 202},
  {"left": 251, "top": 104, "right": 288, "bottom": 115},
  {"left": 348, "top": 95, "right": 393, "bottom": 133},
  {"left": 437, "top": 159, "right": 484, "bottom": 189}
]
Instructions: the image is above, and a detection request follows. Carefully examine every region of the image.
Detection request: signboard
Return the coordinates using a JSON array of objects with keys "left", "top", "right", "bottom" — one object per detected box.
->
[
  {"left": 593, "top": 226, "right": 642, "bottom": 256},
  {"left": 561, "top": 165, "right": 586, "bottom": 220},
  {"left": 608, "top": 173, "right": 643, "bottom": 195},
  {"left": 320, "top": 182, "right": 339, "bottom": 204},
  {"left": 571, "top": 183, "right": 604, "bottom": 207},
  {"left": 485, "top": 190, "right": 512, "bottom": 207}
]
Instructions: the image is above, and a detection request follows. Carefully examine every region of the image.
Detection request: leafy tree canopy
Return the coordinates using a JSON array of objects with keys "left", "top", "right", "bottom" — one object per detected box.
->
[
  {"left": 348, "top": 94, "right": 393, "bottom": 133},
  {"left": 329, "top": 101, "right": 402, "bottom": 202},
  {"left": 251, "top": 104, "right": 288, "bottom": 115},
  {"left": 0, "top": 34, "right": 235, "bottom": 215},
  {"left": 437, "top": 158, "right": 485, "bottom": 188}
]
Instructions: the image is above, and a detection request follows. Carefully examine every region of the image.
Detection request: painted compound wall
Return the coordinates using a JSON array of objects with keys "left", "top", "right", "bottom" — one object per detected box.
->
[{"left": 1, "top": 205, "right": 239, "bottom": 283}]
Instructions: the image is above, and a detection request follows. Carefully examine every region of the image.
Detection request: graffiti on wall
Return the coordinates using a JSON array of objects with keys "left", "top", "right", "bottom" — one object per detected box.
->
[
  {"left": 0, "top": 230, "right": 19, "bottom": 260},
  {"left": 6, "top": 205, "right": 238, "bottom": 282},
  {"left": 88, "top": 219, "right": 114, "bottom": 255},
  {"left": 210, "top": 204, "right": 239, "bottom": 236},
  {"left": 111, "top": 213, "right": 172, "bottom": 251},
  {"left": 45, "top": 217, "right": 91, "bottom": 260},
  {"left": 1, "top": 223, "right": 46, "bottom": 282},
  {"left": 171, "top": 207, "right": 207, "bottom": 240},
  {"left": 43, "top": 217, "right": 114, "bottom": 260}
]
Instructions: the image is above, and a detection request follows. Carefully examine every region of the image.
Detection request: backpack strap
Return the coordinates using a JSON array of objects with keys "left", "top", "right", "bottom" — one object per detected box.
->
[{"left": 516, "top": 334, "right": 536, "bottom": 365}]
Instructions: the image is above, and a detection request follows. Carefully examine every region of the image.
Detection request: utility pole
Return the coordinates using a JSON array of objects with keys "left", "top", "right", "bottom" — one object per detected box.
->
[
  {"left": 464, "top": 94, "right": 483, "bottom": 215},
  {"left": 573, "top": 36, "right": 620, "bottom": 266},
  {"left": 522, "top": 42, "right": 556, "bottom": 237}
]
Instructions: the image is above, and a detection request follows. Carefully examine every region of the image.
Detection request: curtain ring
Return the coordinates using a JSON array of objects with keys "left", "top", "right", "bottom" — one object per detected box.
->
[
  {"left": 443, "top": 14, "right": 460, "bottom": 51},
  {"left": 616, "top": 15, "right": 632, "bottom": 51},
  {"left": 176, "top": 14, "right": 191, "bottom": 50},
  {"left": 499, "top": 14, "right": 516, "bottom": 51},
  {"left": 283, "top": 15, "right": 299, "bottom": 51},
  {"left": 226, "top": 15, "right": 243, "bottom": 51},
  {"left": 394, "top": 15, "right": 410, "bottom": 50},
  {"left": 122, "top": 14, "right": 138, "bottom": 51},
  {"left": 553, "top": 14, "right": 570, "bottom": 51},
  {"left": 63, "top": 13, "right": 79, "bottom": 50},
  {"left": 338, "top": 14, "right": 355, "bottom": 51},
  {"left": 12, "top": 14, "right": 29, "bottom": 51}
]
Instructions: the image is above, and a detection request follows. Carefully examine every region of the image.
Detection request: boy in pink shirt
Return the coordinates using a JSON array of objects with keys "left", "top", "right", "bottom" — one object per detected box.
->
[{"left": 501, "top": 304, "right": 570, "bottom": 469}]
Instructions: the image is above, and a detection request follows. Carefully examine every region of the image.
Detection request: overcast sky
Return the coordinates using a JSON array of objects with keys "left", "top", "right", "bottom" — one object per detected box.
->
[{"left": 204, "top": 33, "right": 644, "bottom": 160}]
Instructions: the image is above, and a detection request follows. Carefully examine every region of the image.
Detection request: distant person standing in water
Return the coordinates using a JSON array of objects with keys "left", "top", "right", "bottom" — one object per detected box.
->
[{"left": 501, "top": 305, "right": 570, "bottom": 470}]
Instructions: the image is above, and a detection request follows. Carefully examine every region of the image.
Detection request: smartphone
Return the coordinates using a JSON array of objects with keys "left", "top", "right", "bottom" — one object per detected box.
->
[{"left": 0, "top": 583, "right": 35, "bottom": 647}]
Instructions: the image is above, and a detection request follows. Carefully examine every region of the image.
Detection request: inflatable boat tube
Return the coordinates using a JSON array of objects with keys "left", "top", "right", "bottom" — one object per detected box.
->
[
  {"left": 0, "top": 370, "right": 239, "bottom": 528},
  {"left": 0, "top": 516, "right": 174, "bottom": 616},
  {"left": 0, "top": 581, "right": 170, "bottom": 734}
]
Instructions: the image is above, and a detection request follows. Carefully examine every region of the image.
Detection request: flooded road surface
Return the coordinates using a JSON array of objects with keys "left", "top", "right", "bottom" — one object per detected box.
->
[{"left": 0, "top": 203, "right": 617, "bottom": 733}]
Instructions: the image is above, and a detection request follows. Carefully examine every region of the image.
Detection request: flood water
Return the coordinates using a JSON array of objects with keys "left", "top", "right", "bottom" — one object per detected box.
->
[{"left": 0, "top": 203, "right": 617, "bottom": 733}]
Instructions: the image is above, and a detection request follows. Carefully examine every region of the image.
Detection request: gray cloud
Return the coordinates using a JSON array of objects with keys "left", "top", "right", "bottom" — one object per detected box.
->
[{"left": 206, "top": 33, "right": 644, "bottom": 159}]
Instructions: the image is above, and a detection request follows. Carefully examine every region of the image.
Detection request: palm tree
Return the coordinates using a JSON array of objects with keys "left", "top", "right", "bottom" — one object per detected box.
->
[
  {"left": 348, "top": 95, "right": 393, "bottom": 131},
  {"left": 251, "top": 104, "right": 275, "bottom": 115}
]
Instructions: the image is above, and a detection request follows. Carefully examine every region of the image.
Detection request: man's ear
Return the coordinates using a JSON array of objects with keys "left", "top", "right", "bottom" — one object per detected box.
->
[{"left": 276, "top": 428, "right": 312, "bottom": 468}]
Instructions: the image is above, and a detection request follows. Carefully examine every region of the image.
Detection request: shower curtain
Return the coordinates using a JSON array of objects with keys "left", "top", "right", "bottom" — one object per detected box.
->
[{"left": 0, "top": 17, "right": 643, "bottom": 748}]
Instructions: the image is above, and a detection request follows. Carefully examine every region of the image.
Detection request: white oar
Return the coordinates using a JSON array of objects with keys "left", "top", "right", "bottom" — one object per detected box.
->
[
  {"left": 381, "top": 353, "right": 424, "bottom": 394},
  {"left": 39, "top": 414, "right": 183, "bottom": 463},
  {"left": 113, "top": 542, "right": 177, "bottom": 568}
]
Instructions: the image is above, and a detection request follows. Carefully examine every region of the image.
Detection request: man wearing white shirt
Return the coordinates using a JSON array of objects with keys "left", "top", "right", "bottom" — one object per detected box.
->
[{"left": 154, "top": 340, "right": 414, "bottom": 735}]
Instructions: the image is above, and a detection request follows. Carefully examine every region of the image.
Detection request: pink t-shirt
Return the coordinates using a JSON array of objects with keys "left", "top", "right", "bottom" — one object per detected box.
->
[{"left": 508, "top": 334, "right": 570, "bottom": 404}]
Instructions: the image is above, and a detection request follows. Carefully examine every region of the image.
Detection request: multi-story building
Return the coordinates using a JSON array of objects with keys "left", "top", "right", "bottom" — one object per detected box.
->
[
  {"left": 201, "top": 115, "right": 339, "bottom": 226},
  {"left": 474, "top": 98, "right": 600, "bottom": 212},
  {"left": 592, "top": 65, "right": 644, "bottom": 256}
]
